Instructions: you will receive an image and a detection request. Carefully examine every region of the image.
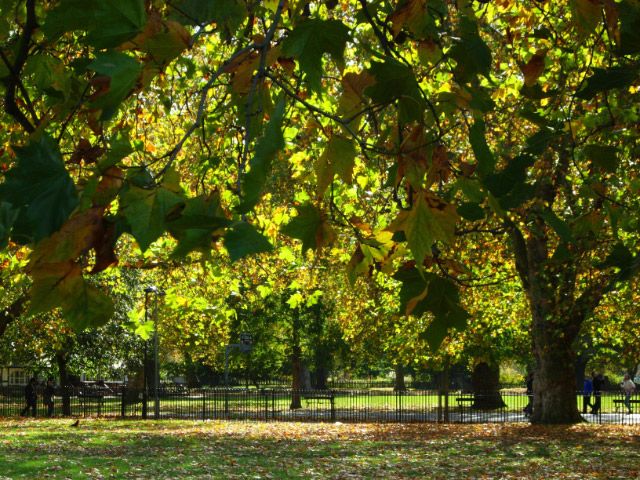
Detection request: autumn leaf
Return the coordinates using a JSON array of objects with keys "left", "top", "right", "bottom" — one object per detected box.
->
[
  {"left": 388, "top": 193, "right": 458, "bottom": 263},
  {"left": 519, "top": 50, "right": 547, "bottom": 87}
]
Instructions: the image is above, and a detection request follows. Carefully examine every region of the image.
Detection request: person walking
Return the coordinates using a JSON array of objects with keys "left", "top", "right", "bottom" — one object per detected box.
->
[
  {"left": 621, "top": 373, "right": 636, "bottom": 414},
  {"left": 591, "top": 372, "right": 604, "bottom": 415},
  {"left": 44, "top": 377, "right": 55, "bottom": 417},
  {"left": 582, "top": 376, "right": 593, "bottom": 414},
  {"left": 20, "top": 378, "right": 38, "bottom": 417}
]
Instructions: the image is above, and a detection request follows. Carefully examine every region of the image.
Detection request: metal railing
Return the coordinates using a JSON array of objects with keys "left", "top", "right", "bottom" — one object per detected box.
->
[{"left": 1, "top": 386, "right": 638, "bottom": 425}]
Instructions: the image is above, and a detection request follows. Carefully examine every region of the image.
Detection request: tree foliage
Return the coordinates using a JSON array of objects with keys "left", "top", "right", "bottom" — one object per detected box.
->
[{"left": 1, "top": 0, "right": 640, "bottom": 423}]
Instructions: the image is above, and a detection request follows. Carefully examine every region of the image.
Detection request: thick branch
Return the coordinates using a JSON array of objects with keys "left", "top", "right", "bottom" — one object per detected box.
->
[
  {"left": 504, "top": 218, "right": 530, "bottom": 291},
  {"left": 1, "top": 0, "right": 38, "bottom": 133}
]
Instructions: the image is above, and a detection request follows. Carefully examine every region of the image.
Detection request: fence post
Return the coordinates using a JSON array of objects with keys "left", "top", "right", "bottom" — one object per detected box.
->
[
  {"left": 263, "top": 389, "right": 268, "bottom": 421},
  {"left": 271, "top": 390, "right": 275, "bottom": 420},
  {"left": 121, "top": 385, "right": 126, "bottom": 418},
  {"left": 330, "top": 390, "right": 336, "bottom": 422},
  {"left": 202, "top": 389, "right": 206, "bottom": 421}
]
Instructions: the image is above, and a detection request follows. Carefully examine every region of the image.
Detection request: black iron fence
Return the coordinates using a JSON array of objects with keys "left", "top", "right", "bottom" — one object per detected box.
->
[{"left": 1, "top": 385, "right": 638, "bottom": 425}]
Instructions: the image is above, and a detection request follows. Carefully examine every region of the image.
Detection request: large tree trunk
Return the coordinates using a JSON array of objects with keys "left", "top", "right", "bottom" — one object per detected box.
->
[
  {"left": 471, "top": 361, "right": 505, "bottom": 409},
  {"left": 510, "top": 220, "right": 586, "bottom": 424},
  {"left": 56, "top": 351, "right": 72, "bottom": 416},
  {"left": 394, "top": 364, "right": 406, "bottom": 392},
  {"left": 313, "top": 364, "right": 328, "bottom": 390},
  {"left": 531, "top": 322, "right": 582, "bottom": 423},
  {"left": 527, "top": 259, "right": 583, "bottom": 424}
]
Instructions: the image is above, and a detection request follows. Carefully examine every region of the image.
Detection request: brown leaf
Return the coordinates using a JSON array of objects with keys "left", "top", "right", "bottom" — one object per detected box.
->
[
  {"left": 91, "top": 220, "right": 118, "bottom": 274},
  {"left": 520, "top": 50, "right": 547, "bottom": 87}
]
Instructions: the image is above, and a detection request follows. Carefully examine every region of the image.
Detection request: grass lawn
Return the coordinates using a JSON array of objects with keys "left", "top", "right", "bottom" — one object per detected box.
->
[{"left": 1, "top": 419, "right": 639, "bottom": 479}]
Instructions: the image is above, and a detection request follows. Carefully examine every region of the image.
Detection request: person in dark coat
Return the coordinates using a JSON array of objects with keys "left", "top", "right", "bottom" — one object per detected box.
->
[
  {"left": 44, "top": 378, "right": 55, "bottom": 417},
  {"left": 591, "top": 372, "right": 604, "bottom": 414},
  {"left": 20, "top": 377, "right": 38, "bottom": 417}
]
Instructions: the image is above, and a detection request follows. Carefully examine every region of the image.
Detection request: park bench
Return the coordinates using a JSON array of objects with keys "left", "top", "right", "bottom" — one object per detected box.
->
[
  {"left": 303, "top": 391, "right": 336, "bottom": 421},
  {"left": 456, "top": 395, "right": 474, "bottom": 421},
  {"left": 613, "top": 396, "right": 640, "bottom": 413},
  {"left": 77, "top": 382, "right": 114, "bottom": 416}
]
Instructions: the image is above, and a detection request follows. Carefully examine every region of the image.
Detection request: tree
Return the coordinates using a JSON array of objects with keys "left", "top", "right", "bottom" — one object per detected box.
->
[{"left": 1, "top": 0, "right": 639, "bottom": 425}]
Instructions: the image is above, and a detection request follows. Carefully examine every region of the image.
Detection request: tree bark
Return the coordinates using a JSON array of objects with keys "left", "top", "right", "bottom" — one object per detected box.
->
[
  {"left": 313, "top": 364, "right": 328, "bottom": 390},
  {"left": 471, "top": 361, "right": 505, "bottom": 409},
  {"left": 508, "top": 220, "right": 586, "bottom": 424},
  {"left": 394, "top": 364, "right": 407, "bottom": 392},
  {"left": 55, "top": 351, "right": 72, "bottom": 416},
  {"left": 531, "top": 322, "right": 583, "bottom": 423}
]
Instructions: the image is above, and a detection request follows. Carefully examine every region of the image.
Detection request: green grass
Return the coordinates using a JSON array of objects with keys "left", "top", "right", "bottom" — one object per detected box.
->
[{"left": 0, "top": 419, "right": 639, "bottom": 479}]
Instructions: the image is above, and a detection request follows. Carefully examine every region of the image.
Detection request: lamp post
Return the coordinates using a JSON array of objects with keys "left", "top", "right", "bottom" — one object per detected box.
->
[{"left": 143, "top": 285, "right": 165, "bottom": 420}]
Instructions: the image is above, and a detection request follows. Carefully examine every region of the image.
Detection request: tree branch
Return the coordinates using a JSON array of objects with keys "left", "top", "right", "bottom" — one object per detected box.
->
[
  {"left": 504, "top": 218, "right": 530, "bottom": 291},
  {"left": 1, "top": 0, "right": 38, "bottom": 133}
]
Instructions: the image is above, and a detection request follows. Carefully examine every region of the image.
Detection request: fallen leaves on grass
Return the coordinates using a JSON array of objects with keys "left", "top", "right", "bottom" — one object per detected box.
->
[{"left": 1, "top": 419, "right": 639, "bottom": 479}]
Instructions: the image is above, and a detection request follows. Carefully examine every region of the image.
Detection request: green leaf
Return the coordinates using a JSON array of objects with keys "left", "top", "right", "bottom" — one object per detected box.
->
[
  {"left": 541, "top": 211, "right": 574, "bottom": 243},
  {"left": 63, "top": 279, "right": 115, "bottom": 330},
  {"left": 224, "top": 222, "right": 273, "bottom": 262},
  {"left": 281, "top": 203, "right": 323, "bottom": 253},
  {"left": 171, "top": 0, "right": 247, "bottom": 34},
  {"left": 315, "top": 135, "right": 356, "bottom": 197},
  {"left": 365, "top": 59, "right": 424, "bottom": 122},
  {"left": 456, "top": 178, "right": 485, "bottom": 203},
  {"left": 121, "top": 178, "right": 185, "bottom": 252},
  {"left": 570, "top": 0, "right": 602, "bottom": 35},
  {"left": 457, "top": 202, "right": 484, "bottom": 221},
  {"left": 417, "top": 274, "right": 469, "bottom": 350},
  {"left": 576, "top": 66, "right": 640, "bottom": 100},
  {"left": 24, "top": 54, "right": 70, "bottom": 95},
  {"left": 618, "top": 0, "right": 640, "bottom": 55},
  {"left": 29, "top": 262, "right": 114, "bottom": 331},
  {"left": 469, "top": 120, "right": 495, "bottom": 177},
  {"left": 394, "top": 265, "right": 428, "bottom": 314},
  {"left": 394, "top": 268, "right": 469, "bottom": 350},
  {"left": 0, "top": 135, "right": 79, "bottom": 242},
  {"left": 448, "top": 16, "right": 492, "bottom": 81},
  {"left": 600, "top": 243, "right": 634, "bottom": 270},
  {"left": 483, "top": 155, "right": 533, "bottom": 198},
  {"left": 102, "top": 131, "right": 134, "bottom": 169},
  {"left": 167, "top": 194, "right": 231, "bottom": 257},
  {"left": 88, "top": 51, "right": 142, "bottom": 120},
  {"left": 468, "top": 85, "right": 495, "bottom": 112},
  {"left": 282, "top": 19, "right": 350, "bottom": 93},
  {"left": 43, "top": 0, "right": 146, "bottom": 48},
  {"left": 238, "top": 99, "right": 285, "bottom": 213},
  {"left": 525, "top": 127, "right": 556, "bottom": 155},
  {"left": 391, "top": 195, "right": 458, "bottom": 263},
  {"left": 583, "top": 144, "right": 619, "bottom": 173}
]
